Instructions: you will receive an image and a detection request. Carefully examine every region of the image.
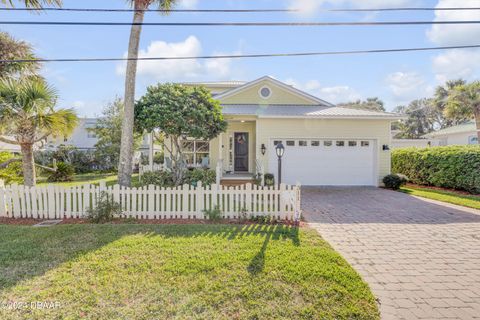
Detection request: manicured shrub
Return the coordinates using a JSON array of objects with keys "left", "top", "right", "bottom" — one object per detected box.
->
[
  {"left": 383, "top": 174, "right": 407, "bottom": 190},
  {"left": 47, "top": 162, "right": 75, "bottom": 182},
  {"left": 185, "top": 169, "right": 216, "bottom": 186},
  {"left": 87, "top": 191, "right": 122, "bottom": 223},
  {"left": 392, "top": 146, "right": 480, "bottom": 193},
  {"left": 140, "top": 171, "right": 175, "bottom": 187}
]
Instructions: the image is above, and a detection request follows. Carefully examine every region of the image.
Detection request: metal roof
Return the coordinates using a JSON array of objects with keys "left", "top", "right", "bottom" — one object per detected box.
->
[
  {"left": 423, "top": 121, "right": 476, "bottom": 137},
  {"left": 221, "top": 104, "right": 404, "bottom": 119}
]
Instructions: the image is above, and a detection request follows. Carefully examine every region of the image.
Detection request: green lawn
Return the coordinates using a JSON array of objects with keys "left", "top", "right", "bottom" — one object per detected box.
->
[
  {"left": 400, "top": 186, "right": 480, "bottom": 210},
  {"left": 37, "top": 173, "right": 140, "bottom": 187},
  {"left": 0, "top": 224, "right": 379, "bottom": 320}
]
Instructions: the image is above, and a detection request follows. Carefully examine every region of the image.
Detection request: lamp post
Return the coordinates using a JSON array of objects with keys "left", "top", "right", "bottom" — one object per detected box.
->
[{"left": 275, "top": 142, "right": 285, "bottom": 188}]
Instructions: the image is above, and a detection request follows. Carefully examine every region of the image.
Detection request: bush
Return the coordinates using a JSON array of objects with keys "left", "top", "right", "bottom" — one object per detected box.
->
[
  {"left": 87, "top": 191, "right": 122, "bottom": 223},
  {"left": 154, "top": 152, "right": 164, "bottom": 164},
  {"left": 185, "top": 169, "right": 216, "bottom": 186},
  {"left": 36, "top": 146, "right": 102, "bottom": 174},
  {"left": 383, "top": 174, "right": 407, "bottom": 190},
  {"left": 203, "top": 205, "right": 222, "bottom": 221},
  {"left": 392, "top": 146, "right": 480, "bottom": 193},
  {"left": 0, "top": 152, "right": 23, "bottom": 184},
  {"left": 140, "top": 171, "right": 175, "bottom": 187},
  {"left": 47, "top": 162, "right": 75, "bottom": 182}
]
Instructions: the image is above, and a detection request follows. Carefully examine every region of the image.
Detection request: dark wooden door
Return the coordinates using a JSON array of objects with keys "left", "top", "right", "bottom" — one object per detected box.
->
[{"left": 234, "top": 133, "right": 249, "bottom": 172}]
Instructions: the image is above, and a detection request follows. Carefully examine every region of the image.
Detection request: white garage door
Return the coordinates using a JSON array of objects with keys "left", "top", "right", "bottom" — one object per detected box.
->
[{"left": 268, "top": 139, "right": 376, "bottom": 186}]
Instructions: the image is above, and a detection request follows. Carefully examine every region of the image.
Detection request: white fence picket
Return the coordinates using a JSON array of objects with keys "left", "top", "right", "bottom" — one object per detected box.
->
[{"left": 0, "top": 179, "right": 301, "bottom": 221}]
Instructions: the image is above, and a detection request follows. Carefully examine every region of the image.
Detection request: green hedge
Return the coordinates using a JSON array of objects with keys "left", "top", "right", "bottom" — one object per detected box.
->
[{"left": 392, "top": 146, "right": 480, "bottom": 194}]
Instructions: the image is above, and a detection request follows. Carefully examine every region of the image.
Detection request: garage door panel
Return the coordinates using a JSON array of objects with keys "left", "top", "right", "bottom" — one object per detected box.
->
[{"left": 269, "top": 139, "right": 375, "bottom": 186}]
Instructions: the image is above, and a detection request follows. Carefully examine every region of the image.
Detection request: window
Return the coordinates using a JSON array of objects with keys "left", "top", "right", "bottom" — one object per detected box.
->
[
  {"left": 299, "top": 140, "right": 308, "bottom": 147},
  {"left": 336, "top": 141, "right": 345, "bottom": 147},
  {"left": 311, "top": 141, "right": 320, "bottom": 147},
  {"left": 286, "top": 140, "right": 295, "bottom": 146},
  {"left": 259, "top": 86, "right": 272, "bottom": 99},
  {"left": 348, "top": 141, "right": 357, "bottom": 147},
  {"left": 87, "top": 132, "right": 97, "bottom": 139},
  {"left": 324, "top": 141, "right": 333, "bottom": 147},
  {"left": 182, "top": 140, "right": 210, "bottom": 166},
  {"left": 361, "top": 141, "right": 370, "bottom": 147},
  {"left": 273, "top": 140, "right": 282, "bottom": 146}
]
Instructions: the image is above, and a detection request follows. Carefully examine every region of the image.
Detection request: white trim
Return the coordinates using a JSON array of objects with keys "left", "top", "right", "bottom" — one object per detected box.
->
[
  {"left": 215, "top": 76, "right": 334, "bottom": 106},
  {"left": 256, "top": 115, "right": 406, "bottom": 120}
]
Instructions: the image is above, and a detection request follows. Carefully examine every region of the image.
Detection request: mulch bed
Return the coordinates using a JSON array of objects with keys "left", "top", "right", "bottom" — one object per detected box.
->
[
  {"left": 406, "top": 183, "right": 480, "bottom": 197},
  {"left": 0, "top": 217, "right": 304, "bottom": 227}
]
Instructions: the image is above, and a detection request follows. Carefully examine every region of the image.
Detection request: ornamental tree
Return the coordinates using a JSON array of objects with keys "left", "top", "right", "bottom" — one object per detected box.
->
[{"left": 135, "top": 84, "right": 227, "bottom": 185}]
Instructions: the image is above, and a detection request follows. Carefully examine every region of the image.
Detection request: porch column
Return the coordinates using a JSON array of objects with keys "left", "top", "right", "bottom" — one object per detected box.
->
[{"left": 149, "top": 132, "right": 154, "bottom": 171}]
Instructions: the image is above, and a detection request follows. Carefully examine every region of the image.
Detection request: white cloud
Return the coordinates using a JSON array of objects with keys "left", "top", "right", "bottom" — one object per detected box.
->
[
  {"left": 427, "top": 0, "right": 480, "bottom": 46},
  {"left": 116, "top": 36, "right": 235, "bottom": 81},
  {"left": 432, "top": 49, "right": 480, "bottom": 83},
  {"left": 288, "top": 0, "right": 418, "bottom": 16},
  {"left": 178, "top": 0, "right": 198, "bottom": 9},
  {"left": 285, "top": 78, "right": 362, "bottom": 103},
  {"left": 385, "top": 71, "right": 429, "bottom": 101}
]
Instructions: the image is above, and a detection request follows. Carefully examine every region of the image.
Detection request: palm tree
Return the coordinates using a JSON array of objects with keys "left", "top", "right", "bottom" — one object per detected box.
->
[
  {"left": 433, "top": 79, "right": 469, "bottom": 128},
  {"left": 118, "top": 0, "right": 178, "bottom": 187},
  {"left": 0, "top": 31, "right": 39, "bottom": 79},
  {"left": 1, "top": 0, "right": 61, "bottom": 8},
  {"left": 445, "top": 81, "right": 480, "bottom": 143},
  {"left": 0, "top": 77, "right": 78, "bottom": 186}
]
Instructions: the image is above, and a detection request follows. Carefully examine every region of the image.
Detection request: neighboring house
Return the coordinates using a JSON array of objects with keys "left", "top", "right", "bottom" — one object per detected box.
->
[
  {"left": 423, "top": 121, "right": 478, "bottom": 146},
  {"left": 46, "top": 118, "right": 99, "bottom": 150},
  {"left": 183, "top": 76, "right": 403, "bottom": 186}
]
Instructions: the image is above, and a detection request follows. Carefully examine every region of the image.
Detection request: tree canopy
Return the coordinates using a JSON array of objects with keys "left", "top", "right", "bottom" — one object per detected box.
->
[
  {"left": 0, "top": 32, "right": 39, "bottom": 78},
  {"left": 338, "top": 97, "right": 386, "bottom": 112},
  {"left": 135, "top": 84, "right": 227, "bottom": 185}
]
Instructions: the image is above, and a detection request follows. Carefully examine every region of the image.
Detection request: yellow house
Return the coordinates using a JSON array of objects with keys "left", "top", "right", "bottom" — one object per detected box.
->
[{"left": 182, "top": 76, "right": 403, "bottom": 186}]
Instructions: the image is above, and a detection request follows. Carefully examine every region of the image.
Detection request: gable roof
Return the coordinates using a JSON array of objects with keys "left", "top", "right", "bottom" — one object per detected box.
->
[
  {"left": 423, "top": 121, "right": 477, "bottom": 138},
  {"left": 215, "top": 76, "right": 334, "bottom": 107},
  {"left": 222, "top": 104, "right": 404, "bottom": 120}
]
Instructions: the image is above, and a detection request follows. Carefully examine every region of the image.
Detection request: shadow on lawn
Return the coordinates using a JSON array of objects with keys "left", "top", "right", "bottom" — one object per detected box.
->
[{"left": 0, "top": 223, "right": 300, "bottom": 291}]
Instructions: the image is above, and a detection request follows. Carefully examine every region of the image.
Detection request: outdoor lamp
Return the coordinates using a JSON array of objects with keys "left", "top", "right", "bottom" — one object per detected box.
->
[
  {"left": 261, "top": 144, "right": 266, "bottom": 155},
  {"left": 275, "top": 142, "right": 285, "bottom": 188},
  {"left": 275, "top": 142, "right": 285, "bottom": 158}
]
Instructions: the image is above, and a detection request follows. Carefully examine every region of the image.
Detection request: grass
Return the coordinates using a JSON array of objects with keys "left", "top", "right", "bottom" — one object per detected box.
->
[
  {"left": 0, "top": 224, "right": 379, "bottom": 320},
  {"left": 37, "top": 173, "right": 140, "bottom": 187},
  {"left": 400, "top": 185, "right": 480, "bottom": 210}
]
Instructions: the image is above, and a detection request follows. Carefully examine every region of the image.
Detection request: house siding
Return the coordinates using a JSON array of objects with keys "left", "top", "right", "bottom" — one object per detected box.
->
[
  {"left": 254, "top": 118, "right": 393, "bottom": 185},
  {"left": 220, "top": 80, "right": 318, "bottom": 105}
]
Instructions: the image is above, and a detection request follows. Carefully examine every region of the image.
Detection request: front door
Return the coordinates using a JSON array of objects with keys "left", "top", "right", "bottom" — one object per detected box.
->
[{"left": 234, "top": 133, "right": 249, "bottom": 172}]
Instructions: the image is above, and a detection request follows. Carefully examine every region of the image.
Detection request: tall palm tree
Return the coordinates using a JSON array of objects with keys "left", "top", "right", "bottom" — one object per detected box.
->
[
  {"left": 0, "top": 31, "right": 39, "bottom": 78},
  {"left": 0, "top": 77, "right": 78, "bottom": 186},
  {"left": 118, "top": 0, "right": 177, "bottom": 187},
  {"left": 446, "top": 81, "right": 480, "bottom": 143},
  {"left": 433, "top": 79, "right": 469, "bottom": 128},
  {"left": 1, "top": 0, "right": 61, "bottom": 8}
]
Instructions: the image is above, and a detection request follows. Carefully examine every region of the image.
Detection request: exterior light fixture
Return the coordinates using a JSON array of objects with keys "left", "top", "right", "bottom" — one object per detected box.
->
[
  {"left": 261, "top": 144, "right": 266, "bottom": 155},
  {"left": 382, "top": 144, "right": 390, "bottom": 151},
  {"left": 275, "top": 142, "right": 285, "bottom": 187}
]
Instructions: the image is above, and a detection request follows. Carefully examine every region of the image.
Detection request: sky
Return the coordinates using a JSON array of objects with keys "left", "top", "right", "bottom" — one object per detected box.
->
[{"left": 1, "top": 0, "right": 480, "bottom": 116}]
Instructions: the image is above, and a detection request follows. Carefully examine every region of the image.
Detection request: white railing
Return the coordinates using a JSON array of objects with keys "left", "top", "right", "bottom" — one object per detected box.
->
[
  {"left": 139, "top": 163, "right": 164, "bottom": 176},
  {"left": 0, "top": 181, "right": 301, "bottom": 221}
]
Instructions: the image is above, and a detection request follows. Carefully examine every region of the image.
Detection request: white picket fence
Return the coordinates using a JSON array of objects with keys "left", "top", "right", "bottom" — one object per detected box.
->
[{"left": 0, "top": 181, "right": 301, "bottom": 221}]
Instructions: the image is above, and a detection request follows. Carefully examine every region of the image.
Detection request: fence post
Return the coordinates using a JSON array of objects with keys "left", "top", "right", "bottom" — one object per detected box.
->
[
  {"left": 294, "top": 183, "right": 302, "bottom": 222},
  {"left": 0, "top": 179, "right": 6, "bottom": 217}
]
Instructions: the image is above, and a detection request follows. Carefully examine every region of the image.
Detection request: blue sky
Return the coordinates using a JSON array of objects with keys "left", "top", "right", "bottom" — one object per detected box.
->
[{"left": 2, "top": 0, "right": 480, "bottom": 116}]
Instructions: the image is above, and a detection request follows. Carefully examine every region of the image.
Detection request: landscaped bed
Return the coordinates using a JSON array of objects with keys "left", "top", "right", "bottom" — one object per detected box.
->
[{"left": 0, "top": 224, "right": 379, "bottom": 319}]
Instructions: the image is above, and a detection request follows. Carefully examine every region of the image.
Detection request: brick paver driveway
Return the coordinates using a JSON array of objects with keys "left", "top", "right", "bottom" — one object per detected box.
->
[{"left": 303, "top": 187, "right": 480, "bottom": 320}]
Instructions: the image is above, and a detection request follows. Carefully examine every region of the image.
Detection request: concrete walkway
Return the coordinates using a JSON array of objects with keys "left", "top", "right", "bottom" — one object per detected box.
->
[{"left": 303, "top": 187, "right": 480, "bottom": 320}]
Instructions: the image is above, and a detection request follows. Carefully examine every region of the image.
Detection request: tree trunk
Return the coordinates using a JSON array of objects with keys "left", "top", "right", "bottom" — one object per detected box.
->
[
  {"left": 21, "top": 143, "right": 36, "bottom": 187},
  {"left": 118, "top": 6, "right": 145, "bottom": 187},
  {"left": 475, "top": 108, "right": 480, "bottom": 144}
]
